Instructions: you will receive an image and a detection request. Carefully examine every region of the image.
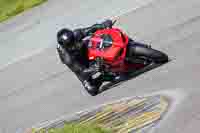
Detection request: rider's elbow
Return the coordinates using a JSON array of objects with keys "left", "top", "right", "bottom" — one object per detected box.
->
[{"left": 73, "top": 29, "right": 85, "bottom": 42}]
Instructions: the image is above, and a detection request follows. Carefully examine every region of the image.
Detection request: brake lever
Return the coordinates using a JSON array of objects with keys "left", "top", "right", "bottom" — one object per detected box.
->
[{"left": 112, "top": 20, "right": 117, "bottom": 26}]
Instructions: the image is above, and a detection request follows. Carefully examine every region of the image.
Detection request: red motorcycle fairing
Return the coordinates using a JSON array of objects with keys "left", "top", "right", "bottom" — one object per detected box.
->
[
  {"left": 88, "top": 28, "right": 129, "bottom": 66},
  {"left": 88, "top": 28, "right": 145, "bottom": 73}
]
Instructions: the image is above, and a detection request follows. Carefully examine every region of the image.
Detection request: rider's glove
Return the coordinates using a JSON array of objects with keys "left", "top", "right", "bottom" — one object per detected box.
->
[{"left": 102, "top": 19, "right": 113, "bottom": 28}]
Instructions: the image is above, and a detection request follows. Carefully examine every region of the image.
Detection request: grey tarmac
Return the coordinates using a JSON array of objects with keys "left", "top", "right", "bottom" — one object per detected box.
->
[{"left": 0, "top": 0, "right": 200, "bottom": 132}]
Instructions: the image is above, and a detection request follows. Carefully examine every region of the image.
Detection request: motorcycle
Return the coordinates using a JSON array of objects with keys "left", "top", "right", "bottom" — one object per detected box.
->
[{"left": 83, "top": 20, "right": 169, "bottom": 96}]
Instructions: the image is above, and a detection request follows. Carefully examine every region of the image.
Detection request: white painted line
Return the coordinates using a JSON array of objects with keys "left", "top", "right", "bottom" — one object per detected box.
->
[
  {"left": 0, "top": 0, "right": 156, "bottom": 72},
  {"left": 0, "top": 45, "right": 54, "bottom": 72}
]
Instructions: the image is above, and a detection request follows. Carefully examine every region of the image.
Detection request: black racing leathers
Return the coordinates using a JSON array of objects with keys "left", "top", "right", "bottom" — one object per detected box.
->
[{"left": 57, "top": 21, "right": 111, "bottom": 83}]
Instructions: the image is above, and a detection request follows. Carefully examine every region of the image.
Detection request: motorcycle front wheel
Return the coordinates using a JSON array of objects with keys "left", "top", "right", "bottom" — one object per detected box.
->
[{"left": 126, "top": 41, "right": 168, "bottom": 64}]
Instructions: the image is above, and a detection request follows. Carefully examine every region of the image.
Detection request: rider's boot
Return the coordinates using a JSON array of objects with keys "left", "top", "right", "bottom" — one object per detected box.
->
[
  {"left": 82, "top": 78, "right": 102, "bottom": 96},
  {"left": 82, "top": 80, "right": 96, "bottom": 92},
  {"left": 58, "top": 47, "right": 101, "bottom": 96},
  {"left": 78, "top": 69, "right": 102, "bottom": 96}
]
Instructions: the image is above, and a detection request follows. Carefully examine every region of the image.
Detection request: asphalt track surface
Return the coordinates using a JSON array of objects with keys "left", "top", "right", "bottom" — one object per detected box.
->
[{"left": 1, "top": 0, "right": 200, "bottom": 132}]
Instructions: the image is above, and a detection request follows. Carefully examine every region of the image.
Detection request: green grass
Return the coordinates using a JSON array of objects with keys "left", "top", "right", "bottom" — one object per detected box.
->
[
  {"left": 0, "top": 0, "right": 48, "bottom": 22},
  {"left": 35, "top": 123, "right": 113, "bottom": 133}
]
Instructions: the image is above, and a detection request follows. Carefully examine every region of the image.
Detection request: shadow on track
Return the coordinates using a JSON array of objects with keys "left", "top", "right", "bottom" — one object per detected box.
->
[{"left": 98, "top": 60, "right": 171, "bottom": 95}]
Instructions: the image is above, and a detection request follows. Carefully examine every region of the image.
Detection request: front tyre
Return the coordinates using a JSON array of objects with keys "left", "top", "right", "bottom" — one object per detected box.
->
[
  {"left": 148, "top": 48, "right": 168, "bottom": 63},
  {"left": 134, "top": 47, "right": 168, "bottom": 63},
  {"left": 127, "top": 41, "right": 168, "bottom": 64}
]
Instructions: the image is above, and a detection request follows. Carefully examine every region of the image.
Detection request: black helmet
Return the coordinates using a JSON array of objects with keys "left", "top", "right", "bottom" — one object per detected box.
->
[{"left": 57, "top": 28, "right": 74, "bottom": 48}]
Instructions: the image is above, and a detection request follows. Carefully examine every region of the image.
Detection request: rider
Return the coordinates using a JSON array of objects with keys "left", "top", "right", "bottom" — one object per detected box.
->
[{"left": 56, "top": 20, "right": 113, "bottom": 94}]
